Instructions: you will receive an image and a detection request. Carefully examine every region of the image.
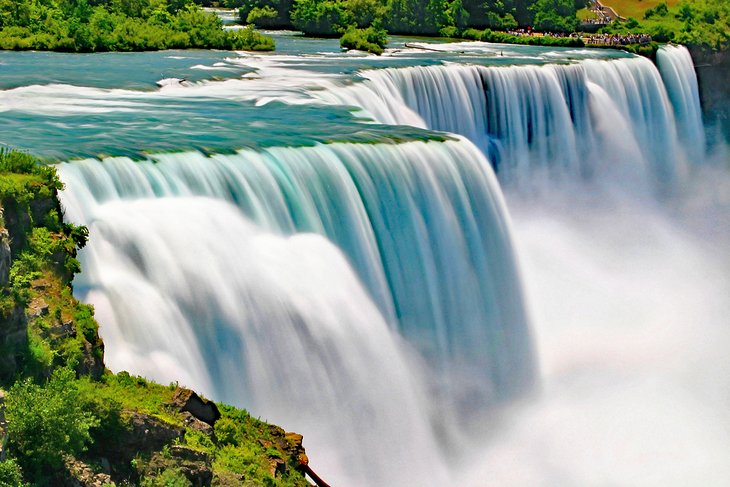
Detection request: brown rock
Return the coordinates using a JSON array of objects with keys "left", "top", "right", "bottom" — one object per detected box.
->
[
  {"left": 101, "top": 411, "right": 184, "bottom": 461},
  {"left": 182, "top": 411, "right": 215, "bottom": 438},
  {"left": 27, "top": 297, "right": 49, "bottom": 319},
  {"left": 64, "top": 457, "right": 114, "bottom": 487},
  {"left": 171, "top": 387, "right": 221, "bottom": 426}
]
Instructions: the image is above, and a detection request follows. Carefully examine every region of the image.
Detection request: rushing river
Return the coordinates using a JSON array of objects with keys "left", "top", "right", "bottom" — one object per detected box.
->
[{"left": 2, "top": 33, "right": 729, "bottom": 486}]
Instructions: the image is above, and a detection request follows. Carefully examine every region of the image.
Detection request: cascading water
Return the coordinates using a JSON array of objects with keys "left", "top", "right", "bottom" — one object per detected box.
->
[
  {"left": 43, "top": 40, "right": 729, "bottom": 486},
  {"left": 58, "top": 139, "right": 533, "bottom": 485},
  {"left": 320, "top": 46, "right": 702, "bottom": 188}
]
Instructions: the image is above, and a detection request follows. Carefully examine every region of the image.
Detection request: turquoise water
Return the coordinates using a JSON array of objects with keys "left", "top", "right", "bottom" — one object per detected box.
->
[{"left": 0, "top": 32, "right": 632, "bottom": 160}]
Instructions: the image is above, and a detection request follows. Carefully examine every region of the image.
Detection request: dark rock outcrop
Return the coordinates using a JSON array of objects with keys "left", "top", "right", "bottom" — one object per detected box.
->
[
  {"left": 691, "top": 47, "right": 730, "bottom": 143},
  {"left": 171, "top": 387, "right": 221, "bottom": 426},
  {"left": 0, "top": 301, "right": 27, "bottom": 380},
  {"left": 106, "top": 411, "right": 185, "bottom": 461}
]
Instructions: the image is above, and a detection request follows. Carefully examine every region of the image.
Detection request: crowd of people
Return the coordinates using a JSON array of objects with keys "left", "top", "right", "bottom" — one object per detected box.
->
[
  {"left": 583, "top": 33, "right": 653, "bottom": 46},
  {"left": 506, "top": 28, "right": 653, "bottom": 46}
]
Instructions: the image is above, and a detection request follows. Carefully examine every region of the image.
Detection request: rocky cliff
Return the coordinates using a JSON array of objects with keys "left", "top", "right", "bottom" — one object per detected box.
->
[{"left": 691, "top": 46, "right": 730, "bottom": 144}]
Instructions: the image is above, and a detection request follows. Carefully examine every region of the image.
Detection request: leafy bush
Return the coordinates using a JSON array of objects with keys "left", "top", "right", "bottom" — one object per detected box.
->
[
  {"left": 0, "top": 458, "right": 29, "bottom": 487},
  {"left": 229, "top": 25, "right": 275, "bottom": 50},
  {"left": 6, "top": 368, "right": 100, "bottom": 480},
  {"left": 644, "top": 2, "right": 669, "bottom": 19},
  {"left": 340, "top": 26, "right": 387, "bottom": 54},
  {"left": 140, "top": 468, "right": 191, "bottom": 487},
  {"left": 247, "top": 5, "right": 278, "bottom": 25}
]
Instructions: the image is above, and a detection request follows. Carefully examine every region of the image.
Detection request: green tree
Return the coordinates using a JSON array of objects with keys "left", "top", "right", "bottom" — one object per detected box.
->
[
  {"left": 291, "top": 0, "right": 349, "bottom": 35},
  {"left": 531, "top": 0, "right": 578, "bottom": 31}
]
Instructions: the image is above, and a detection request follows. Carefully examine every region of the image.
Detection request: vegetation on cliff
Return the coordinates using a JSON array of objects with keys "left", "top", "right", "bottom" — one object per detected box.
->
[
  {"left": 0, "top": 149, "right": 311, "bottom": 486},
  {"left": 0, "top": 0, "right": 274, "bottom": 52},
  {"left": 599, "top": 0, "right": 729, "bottom": 51}
]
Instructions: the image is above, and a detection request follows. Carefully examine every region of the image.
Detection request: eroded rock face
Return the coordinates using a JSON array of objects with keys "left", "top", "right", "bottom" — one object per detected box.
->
[
  {"left": 692, "top": 47, "right": 730, "bottom": 142},
  {"left": 101, "top": 411, "right": 185, "bottom": 462},
  {"left": 0, "top": 302, "right": 27, "bottom": 380},
  {"left": 63, "top": 457, "right": 113, "bottom": 487},
  {"left": 141, "top": 445, "right": 213, "bottom": 487},
  {"left": 171, "top": 387, "right": 221, "bottom": 426}
]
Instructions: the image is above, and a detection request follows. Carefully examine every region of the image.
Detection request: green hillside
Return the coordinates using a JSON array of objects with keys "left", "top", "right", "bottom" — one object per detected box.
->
[{"left": 600, "top": 0, "right": 680, "bottom": 20}]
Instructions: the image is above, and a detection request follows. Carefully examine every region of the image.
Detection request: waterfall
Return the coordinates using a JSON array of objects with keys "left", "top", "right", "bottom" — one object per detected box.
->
[
  {"left": 655, "top": 45, "right": 706, "bottom": 162},
  {"left": 58, "top": 139, "right": 533, "bottom": 485},
  {"left": 320, "top": 46, "right": 702, "bottom": 188},
  {"left": 55, "top": 43, "right": 712, "bottom": 486}
]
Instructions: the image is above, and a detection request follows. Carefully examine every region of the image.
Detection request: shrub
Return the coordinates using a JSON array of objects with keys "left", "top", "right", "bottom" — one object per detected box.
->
[
  {"left": 229, "top": 25, "right": 275, "bottom": 51},
  {"left": 0, "top": 459, "right": 29, "bottom": 487},
  {"left": 247, "top": 5, "right": 278, "bottom": 26},
  {"left": 6, "top": 368, "right": 100, "bottom": 479},
  {"left": 340, "top": 26, "right": 387, "bottom": 54}
]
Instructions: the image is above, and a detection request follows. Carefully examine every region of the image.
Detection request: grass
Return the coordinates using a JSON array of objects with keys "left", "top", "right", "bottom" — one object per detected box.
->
[
  {"left": 577, "top": 8, "right": 599, "bottom": 21},
  {"left": 77, "top": 372, "right": 184, "bottom": 426},
  {"left": 599, "top": 0, "right": 681, "bottom": 20}
]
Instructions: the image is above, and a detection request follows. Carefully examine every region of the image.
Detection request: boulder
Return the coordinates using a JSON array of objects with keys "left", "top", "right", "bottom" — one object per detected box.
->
[{"left": 171, "top": 387, "right": 221, "bottom": 426}]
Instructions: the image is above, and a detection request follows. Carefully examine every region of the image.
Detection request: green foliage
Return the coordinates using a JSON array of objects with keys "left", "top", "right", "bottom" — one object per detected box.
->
[
  {"left": 76, "top": 372, "right": 187, "bottom": 427},
  {"left": 0, "top": 1, "right": 276, "bottom": 52},
  {"left": 6, "top": 368, "right": 100, "bottom": 479},
  {"left": 247, "top": 5, "right": 278, "bottom": 24},
  {"left": 229, "top": 25, "right": 275, "bottom": 50},
  {"left": 140, "top": 467, "right": 192, "bottom": 487},
  {"left": 672, "top": 0, "right": 730, "bottom": 51},
  {"left": 340, "top": 25, "right": 387, "bottom": 54},
  {"left": 600, "top": 0, "right": 729, "bottom": 51},
  {"left": 644, "top": 1, "right": 669, "bottom": 19},
  {"left": 462, "top": 26, "right": 584, "bottom": 46},
  {"left": 530, "top": 0, "right": 579, "bottom": 32},
  {"left": 0, "top": 458, "right": 29, "bottom": 487},
  {"left": 291, "top": 0, "right": 350, "bottom": 36},
  {"left": 0, "top": 149, "right": 37, "bottom": 175}
]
